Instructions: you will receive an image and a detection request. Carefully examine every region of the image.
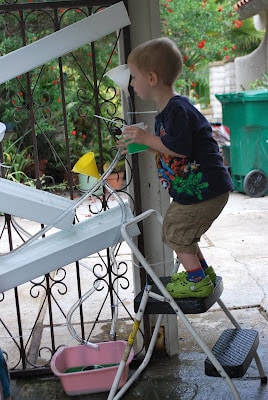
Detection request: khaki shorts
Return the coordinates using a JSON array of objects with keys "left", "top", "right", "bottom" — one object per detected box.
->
[{"left": 162, "top": 192, "right": 229, "bottom": 254}]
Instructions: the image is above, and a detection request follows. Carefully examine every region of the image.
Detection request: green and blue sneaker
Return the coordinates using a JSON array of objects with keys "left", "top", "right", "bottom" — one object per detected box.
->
[
  {"left": 166, "top": 276, "right": 214, "bottom": 299},
  {"left": 171, "top": 266, "right": 217, "bottom": 285}
]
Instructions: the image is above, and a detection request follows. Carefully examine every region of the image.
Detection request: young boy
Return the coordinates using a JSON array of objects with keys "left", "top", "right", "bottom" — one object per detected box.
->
[{"left": 118, "top": 37, "right": 234, "bottom": 298}]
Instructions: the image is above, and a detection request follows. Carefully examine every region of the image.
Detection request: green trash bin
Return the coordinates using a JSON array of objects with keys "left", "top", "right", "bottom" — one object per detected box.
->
[{"left": 216, "top": 90, "right": 268, "bottom": 197}]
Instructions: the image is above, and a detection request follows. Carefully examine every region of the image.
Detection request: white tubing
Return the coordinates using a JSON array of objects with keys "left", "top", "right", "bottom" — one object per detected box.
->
[{"left": 4, "top": 148, "right": 123, "bottom": 253}]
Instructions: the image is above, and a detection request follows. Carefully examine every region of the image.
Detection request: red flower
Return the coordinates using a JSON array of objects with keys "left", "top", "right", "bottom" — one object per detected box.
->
[
  {"left": 82, "top": 133, "right": 87, "bottom": 139},
  {"left": 18, "top": 91, "right": 23, "bottom": 96},
  {"left": 71, "top": 130, "right": 77, "bottom": 136},
  {"left": 183, "top": 55, "right": 189, "bottom": 61},
  {"left": 192, "top": 82, "right": 196, "bottom": 87},
  {"left": 218, "top": 6, "right": 223, "bottom": 12},
  {"left": 232, "top": 45, "right": 237, "bottom": 51},
  {"left": 198, "top": 40, "right": 206, "bottom": 49},
  {"left": 53, "top": 80, "right": 58, "bottom": 85},
  {"left": 233, "top": 20, "right": 243, "bottom": 29},
  {"left": 189, "top": 64, "right": 196, "bottom": 71}
]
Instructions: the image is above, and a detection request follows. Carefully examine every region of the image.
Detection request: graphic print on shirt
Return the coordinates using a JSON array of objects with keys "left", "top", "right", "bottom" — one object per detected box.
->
[{"left": 156, "top": 123, "right": 209, "bottom": 201}]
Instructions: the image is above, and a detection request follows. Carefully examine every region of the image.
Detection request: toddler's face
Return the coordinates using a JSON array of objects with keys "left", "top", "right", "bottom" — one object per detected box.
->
[{"left": 128, "top": 63, "right": 151, "bottom": 100}]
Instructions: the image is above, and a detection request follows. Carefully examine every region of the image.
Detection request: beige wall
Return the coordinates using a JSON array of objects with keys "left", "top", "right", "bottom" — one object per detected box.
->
[{"left": 209, "top": 10, "right": 268, "bottom": 122}]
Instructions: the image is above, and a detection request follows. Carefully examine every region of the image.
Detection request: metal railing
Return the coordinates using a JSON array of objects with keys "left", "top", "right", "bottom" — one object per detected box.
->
[{"left": 0, "top": 0, "right": 144, "bottom": 377}]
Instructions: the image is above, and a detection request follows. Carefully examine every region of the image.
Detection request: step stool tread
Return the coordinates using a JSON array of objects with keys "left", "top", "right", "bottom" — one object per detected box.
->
[
  {"left": 134, "top": 276, "right": 223, "bottom": 314},
  {"left": 205, "top": 328, "right": 259, "bottom": 378}
]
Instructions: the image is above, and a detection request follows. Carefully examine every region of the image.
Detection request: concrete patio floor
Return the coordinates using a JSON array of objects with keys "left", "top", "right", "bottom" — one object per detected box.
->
[{"left": 6, "top": 192, "right": 268, "bottom": 399}]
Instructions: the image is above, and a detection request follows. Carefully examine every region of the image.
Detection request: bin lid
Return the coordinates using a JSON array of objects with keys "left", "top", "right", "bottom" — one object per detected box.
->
[{"left": 216, "top": 89, "right": 268, "bottom": 103}]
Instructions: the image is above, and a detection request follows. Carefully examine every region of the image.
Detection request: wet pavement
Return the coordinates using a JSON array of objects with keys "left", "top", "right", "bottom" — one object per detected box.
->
[{"left": 7, "top": 192, "right": 268, "bottom": 399}]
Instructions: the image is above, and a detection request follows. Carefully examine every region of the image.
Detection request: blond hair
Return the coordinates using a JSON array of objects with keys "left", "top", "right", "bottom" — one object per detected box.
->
[{"left": 127, "top": 37, "right": 183, "bottom": 86}]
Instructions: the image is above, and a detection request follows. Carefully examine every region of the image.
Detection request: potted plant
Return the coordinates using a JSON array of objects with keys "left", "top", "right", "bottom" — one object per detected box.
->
[
  {"left": 100, "top": 143, "right": 125, "bottom": 190},
  {"left": 104, "top": 158, "right": 125, "bottom": 190},
  {"left": 2, "top": 133, "right": 33, "bottom": 183}
]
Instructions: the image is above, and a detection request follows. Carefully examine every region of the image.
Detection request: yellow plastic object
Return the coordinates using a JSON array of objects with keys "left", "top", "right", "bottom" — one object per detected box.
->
[{"left": 72, "top": 152, "right": 100, "bottom": 178}]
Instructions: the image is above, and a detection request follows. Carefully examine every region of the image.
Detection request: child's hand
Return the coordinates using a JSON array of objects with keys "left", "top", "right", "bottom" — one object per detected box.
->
[
  {"left": 122, "top": 124, "right": 146, "bottom": 145},
  {"left": 116, "top": 136, "right": 128, "bottom": 154},
  {"left": 116, "top": 124, "right": 148, "bottom": 154}
]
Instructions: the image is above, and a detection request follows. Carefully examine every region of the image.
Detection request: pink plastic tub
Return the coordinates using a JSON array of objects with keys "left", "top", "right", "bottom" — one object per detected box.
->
[{"left": 50, "top": 341, "right": 134, "bottom": 396}]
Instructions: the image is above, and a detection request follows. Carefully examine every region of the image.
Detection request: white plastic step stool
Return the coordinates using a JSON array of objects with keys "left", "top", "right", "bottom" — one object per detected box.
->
[{"left": 107, "top": 209, "right": 267, "bottom": 400}]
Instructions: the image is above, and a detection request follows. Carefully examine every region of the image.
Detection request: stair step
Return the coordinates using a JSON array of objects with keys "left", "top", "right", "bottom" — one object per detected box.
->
[
  {"left": 0, "top": 205, "right": 139, "bottom": 293},
  {"left": 134, "top": 276, "right": 223, "bottom": 314},
  {"left": 205, "top": 329, "right": 259, "bottom": 378}
]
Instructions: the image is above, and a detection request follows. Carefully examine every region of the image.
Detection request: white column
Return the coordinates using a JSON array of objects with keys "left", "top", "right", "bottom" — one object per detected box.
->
[
  {"left": 126, "top": 0, "right": 178, "bottom": 356},
  {"left": 209, "top": 61, "right": 225, "bottom": 122}
]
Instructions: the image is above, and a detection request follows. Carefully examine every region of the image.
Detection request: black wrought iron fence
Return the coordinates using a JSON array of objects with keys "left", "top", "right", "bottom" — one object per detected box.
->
[{"left": 0, "top": 0, "right": 142, "bottom": 377}]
